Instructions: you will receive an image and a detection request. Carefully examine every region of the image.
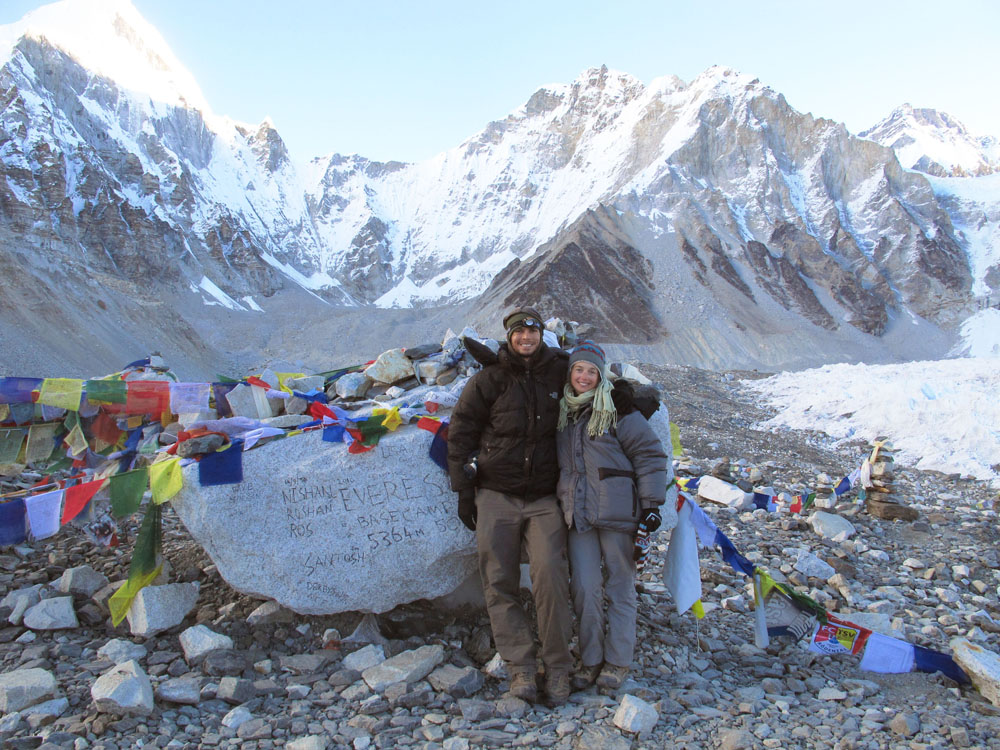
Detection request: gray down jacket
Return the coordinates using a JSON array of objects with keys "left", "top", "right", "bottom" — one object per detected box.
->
[{"left": 556, "top": 406, "right": 670, "bottom": 533}]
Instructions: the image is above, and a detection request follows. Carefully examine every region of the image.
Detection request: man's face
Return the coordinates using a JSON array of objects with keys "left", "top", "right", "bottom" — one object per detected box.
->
[{"left": 509, "top": 326, "right": 541, "bottom": 357}]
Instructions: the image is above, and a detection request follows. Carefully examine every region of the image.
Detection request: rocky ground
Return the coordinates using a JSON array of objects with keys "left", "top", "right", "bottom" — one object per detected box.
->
[{"left": 1, "top": 364, "right": 999, "bottom": 750}]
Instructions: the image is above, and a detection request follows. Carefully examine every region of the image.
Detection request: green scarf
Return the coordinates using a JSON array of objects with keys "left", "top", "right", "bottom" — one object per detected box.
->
[{"left": 558, "top": 369, "right": 617, "bottom": 438}]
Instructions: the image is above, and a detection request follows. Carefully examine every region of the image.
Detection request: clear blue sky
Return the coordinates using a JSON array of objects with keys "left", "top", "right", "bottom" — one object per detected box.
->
[{"left": 3, "top": 0, "right": 998, "bottom": 163}]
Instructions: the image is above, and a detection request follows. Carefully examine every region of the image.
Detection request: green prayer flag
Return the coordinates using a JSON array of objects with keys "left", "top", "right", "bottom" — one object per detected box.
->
[
  {"left": 214, "top": 374, "right": 241, "bottom": 383},
  {"left": 0, "top": 428, "right": 25, "bottom": 464},
  {"left": 109, "top": 502, "right": 162, "bottom": 626},
  {"left": 110, "top": 467, "right": 149, "bottom": 518},
  {"left": 85, "top": 379, "right": 127, "bottom": 404},
  {"left": 356, "top": 413, "right": 388, "bottom": 446}
]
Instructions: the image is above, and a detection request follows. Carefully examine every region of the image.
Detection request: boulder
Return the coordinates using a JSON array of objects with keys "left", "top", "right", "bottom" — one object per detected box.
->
[
  {"left": 91, "top": 660, "right": 154, "bottom": 716},
  {"left": 334, "top": 372, "right": 372, "bottom": 399},
  {"left": 126, "top": 582, "right": 200, "bottom": 637},
  {"left": 1, "top": 585, "right": 43, "bottom": 626},
  {"left": 97, "top": 639, "right": 147, "bottom": 665},
  {"left": 343, "top": 644, "right": 386, "bottom": 672},
  {"left": 224, "top": 384, "right": 277, "bottom": 420},
  {"left": 56, "top": 565, "right": 109, "bottom": 597},
  {"left": 427, "top": 664, "right": 484, "bottom": 698},
  {"left": 951, "top": 638, "right": 1000, "bottom": 708},
  {"left": 179, "top": 624, "right": 233, "bottom": 664},
  {"left": 169, "top": 429, "right": 477, "bottom": 614},
  {"left": 246, "top": 601, "right": 294, "bottom": 626},
  {"left": 793, "top": 550, "right": 836, "bottom": 580},
  {"left": 23, "top": 597, "right": 78, "bottom": 630},
  {"left": 613, "top": 694, "right": 659, "bottom": 734},
  {"left": 0, "top": 668, "right": 58, "bottom": 713},
  {"left": 364, "top": 349, "right": 415, "bottom": 385},
  {"left": 809, "top": 511, "right": 856, "bottom": 541},
  {"left": 156, "top": 677, "right": 201, "bottom": 704},
  {"left": 362, "top": 645, "right": 445, "bottom": 692},
  {"left": 697, "top": 476, "right": 750, "bottom": 509}
]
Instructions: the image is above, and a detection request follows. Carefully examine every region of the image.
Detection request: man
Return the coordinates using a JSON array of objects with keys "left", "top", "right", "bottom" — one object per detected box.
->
[{"left": 447, "top": 306, "right": 573, "bottom": 705}]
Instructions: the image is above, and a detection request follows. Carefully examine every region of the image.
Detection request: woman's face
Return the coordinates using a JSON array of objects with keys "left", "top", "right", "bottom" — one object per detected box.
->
[{"left": 570, "top": 362, "right": 601, "bottom": 395}]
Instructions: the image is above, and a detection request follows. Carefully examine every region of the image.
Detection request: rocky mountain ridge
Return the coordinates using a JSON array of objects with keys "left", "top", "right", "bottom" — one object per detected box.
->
[{"left": 0, "top": 0, "right": 997, "bottom": 378}]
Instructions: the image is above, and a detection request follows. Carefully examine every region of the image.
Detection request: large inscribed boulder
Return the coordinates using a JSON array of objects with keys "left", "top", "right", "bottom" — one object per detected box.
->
[{"left": 170, "top": 428, "right": 476, "bottom": 614}]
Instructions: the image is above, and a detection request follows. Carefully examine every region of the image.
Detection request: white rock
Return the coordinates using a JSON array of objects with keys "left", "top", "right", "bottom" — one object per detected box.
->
[
  {"left": 179, "top": 624, "right": 234, "bottom": 664},
  {"left": 24, "top": 696, "right": 68, "bottom": 718},
  {"left": 902, "top": 558, "right": 925, "bottom": 570},
  {"left": 126, "top": 582, "right": 200, "bottom": 637},
  {"left": 364, "top": 348, "right": 414, "bottom": 385},
  {"left": 246, "top": 600, "right": 294, "bottom": 626},
  {"left": 697, "top": 476, "right": 750, "bottom": 509},
  {"left": 97, "top": 639, "right": 147, "bottom": 665},
  {"left": 221, "top": 704, "right": 253, "bottom": 729},
  {"left": 23, "top": 597, "right": 78, "bottom": 630},
  {"left": 56, "top": 565, "right": 109, "bottom": 597},
  {"left": 0, "top": 668, "right": 58, "bottom": 713},
  {"left": 613, "top": 694, "right": 659, "bottom": 734},
  {"left": 809, "top": 511, "right": 856, "bottom": 541},
  {"left": 1, "top": 585, "right": 42, "bottom": 626},
  {"left": 91, "top": 660, "right": 154, "bottom": 716},
  {"left": 817, "top": 687, "right": 847, "bottom": 700},
  {"left": 362, "top": 645, "right": 445, "bottom": 692},
  {"left": 224, "top": 384, "right": 276, "bottom": 420},
  {"left": 169, "top": 429, "right": 476, "bottom": 614},
  {"left": 951, "top": 638, "right": 1000, "bottom": 708},
  {"left": 335, "top": 372, "right": 372, "bottom": 399},
  {"left": 342, "top": 644, "right": 386, "bottom": 673},
  {"left": 156, "top": 677, "right": 202, "bottom": 705},
  {"left": 286, "top": 735, "right": 329, "bottom": 750},
  {"left": 793, "top": 550, "right": 836, "bottom": 580},
  {"left": 481, "top": 652, "right": 507, "bottom": 680}
]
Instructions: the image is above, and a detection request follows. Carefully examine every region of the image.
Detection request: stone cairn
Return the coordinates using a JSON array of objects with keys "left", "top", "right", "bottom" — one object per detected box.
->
[{"left": 863, "top": 440, "right": 919, "bottom": 521}]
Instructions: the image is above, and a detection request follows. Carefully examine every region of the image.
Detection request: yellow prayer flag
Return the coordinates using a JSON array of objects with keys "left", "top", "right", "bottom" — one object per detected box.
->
[
  {"left": 373, "top": 406, "right": 402, "bottom": 432},
  {"left": 0, "top": 404, "right": 9, "bottom": 422},
  {"left": 37, "top": 379, "right": 83, "bottom": 411},
  {"left": 669, "top": 421, "right": 683, "bottom": 457},
  {"left": 276, "top": 372, "right": 307, "bottom": 394},
  {"left": 25, "top": 423, "right": 59, "bottom": 463},
  {"left": 149, "top": 457, "right": 182, "bottom": 504},
  {"left": 127, "top": 416, "right": 143, "bottom": 429},
  {"left": 64, "top": 423, "right": 89, "bottom": 457},
  {"left": 108, "top": 565, "right": 162, "bottom": 626},
  {"left": 692, "top": 600, "right": 705, "bottom": 619}
]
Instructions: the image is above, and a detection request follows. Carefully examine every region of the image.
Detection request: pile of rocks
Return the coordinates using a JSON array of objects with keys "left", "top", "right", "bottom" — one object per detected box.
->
[{"left": 0, "top": 363, "right": 998, "bottom": 750}]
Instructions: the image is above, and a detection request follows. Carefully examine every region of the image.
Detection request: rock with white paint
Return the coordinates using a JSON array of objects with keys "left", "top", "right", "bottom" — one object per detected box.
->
[{"left": 169, "top": 429, "right": 477, "bottom": 614}]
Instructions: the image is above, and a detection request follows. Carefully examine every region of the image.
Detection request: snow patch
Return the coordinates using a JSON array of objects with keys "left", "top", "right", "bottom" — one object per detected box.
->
[{"left": 744, "top": 358, "right": 1000, "bottom": 488}]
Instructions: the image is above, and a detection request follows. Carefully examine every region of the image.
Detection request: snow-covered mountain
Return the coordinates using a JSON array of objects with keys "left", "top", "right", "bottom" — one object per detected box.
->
[
  {"left": 860, "top": 104, "right": 1000, "bottom": 178},
  {"left": 1, "top": 0, "right": 997, "bottom": 378}
]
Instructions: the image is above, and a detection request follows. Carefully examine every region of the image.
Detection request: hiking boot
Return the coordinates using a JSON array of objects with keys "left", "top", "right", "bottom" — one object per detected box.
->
[
  {"left": 507, "top": 666, "right": 538, "bottom": 702},
  {"left": 571, "top": 663, "right": 603, "bottom": 691},
  {"left": 545, "top": 669, "right": 571, "bottom": 706},
  {"left": 596, "top": 663, "right": 629, "bottom": 690}
]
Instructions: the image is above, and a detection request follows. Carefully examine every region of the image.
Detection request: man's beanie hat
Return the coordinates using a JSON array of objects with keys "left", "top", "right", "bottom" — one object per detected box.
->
[
  {"left": 503, "top": 306, "right": 544, "bottom": 334},
  {"left": 569, "top": 340, "right": 606, "bottom": 371}
]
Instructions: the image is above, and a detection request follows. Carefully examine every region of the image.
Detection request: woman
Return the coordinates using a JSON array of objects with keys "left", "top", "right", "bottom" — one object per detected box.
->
[{"left": 556, "top": 341, "right": 671, "bottom": 691}]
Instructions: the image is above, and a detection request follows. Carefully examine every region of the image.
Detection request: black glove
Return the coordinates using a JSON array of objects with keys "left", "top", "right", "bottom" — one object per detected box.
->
[
  {"left": 458, "top": 490, "right": 478, "bottom": 531},
  {"left": 639, "top": 508, "right": 661, "bottom": 533}
]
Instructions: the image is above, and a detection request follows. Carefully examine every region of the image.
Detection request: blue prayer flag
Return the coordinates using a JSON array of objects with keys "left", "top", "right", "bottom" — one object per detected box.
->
[
  {"left": 913, "top": 644, "right": 969, "bottom": 684},
  {"left": 199, "top": 440, "right": 243, "bottom": 486},
  {"left": 322, "top": 424, "right": 345, "bottom": 443},
  {"left": 0, "top": 378, "right": 43, "bottom": 404},
  {"left": 0, "top": 498, "right": 27, "bottom": 545}
]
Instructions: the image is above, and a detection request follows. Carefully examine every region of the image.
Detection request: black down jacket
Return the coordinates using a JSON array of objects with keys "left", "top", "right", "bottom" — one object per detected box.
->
[{"left": 447, "top": 343, "right": 568, "bottom": 500}]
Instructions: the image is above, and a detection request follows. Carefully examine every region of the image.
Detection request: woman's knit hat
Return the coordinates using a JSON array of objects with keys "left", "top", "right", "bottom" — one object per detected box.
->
[{"left": 569, "top": 340, "right": 606, "bottom": 371}]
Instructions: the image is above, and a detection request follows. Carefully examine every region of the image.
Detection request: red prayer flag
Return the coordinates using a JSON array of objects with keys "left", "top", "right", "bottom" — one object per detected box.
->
[
  {"left": 91, "top": 411, "right": 123, "bottom": 444},
  {"left": 125, "top": 381, "right": 171, "bottom": 416},
  {"left": 246, "top": 376, "right": 271, "bottom": 390},
  {"left": 417, "top": 417, "right": 443, "bottom": 434},
  {"left": 62, "top": 479, "right": 104, "bottom": 524},
  {"left": 308, "top": 402, "right": 336, "bottom": 421}
]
